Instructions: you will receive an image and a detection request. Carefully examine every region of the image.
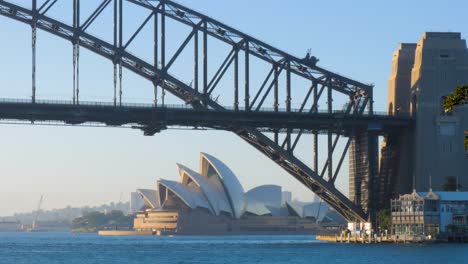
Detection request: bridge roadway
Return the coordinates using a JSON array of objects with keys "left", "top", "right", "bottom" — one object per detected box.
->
[{"left": 0, "top": 99, "right": 413, "bottom": 135}]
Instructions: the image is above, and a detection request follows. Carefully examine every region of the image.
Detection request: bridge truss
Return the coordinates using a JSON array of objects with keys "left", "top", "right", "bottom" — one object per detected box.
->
[{"left": 0, "top": 0, "right": 384, "bottom": 221}]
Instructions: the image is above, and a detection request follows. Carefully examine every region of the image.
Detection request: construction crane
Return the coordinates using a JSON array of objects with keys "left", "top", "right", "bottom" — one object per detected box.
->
[{"left": 31, "top": 194, "right": 44, "bottom": 231}]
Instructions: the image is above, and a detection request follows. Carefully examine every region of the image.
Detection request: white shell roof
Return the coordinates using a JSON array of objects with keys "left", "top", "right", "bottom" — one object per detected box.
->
[
  {"left": 200, "top": 153, "right": 245, "bottom": 218},
  {"left": 157, "top": 179, "right": 211, "bottom": 211},
  {"left": 244, "top": 185, "right": 282, "bottom": 216},
  {"left": 177, "top": 163, "right": 232, "bottom": 216},
  {"left": 286, "top": 201, "right": 304, "bottom": 217},
  {"left": 303, "top": 202, "right": 330, "bottom": 221},
  {"left": 137, "top": 189, "right": 160, "bottom": 209}
]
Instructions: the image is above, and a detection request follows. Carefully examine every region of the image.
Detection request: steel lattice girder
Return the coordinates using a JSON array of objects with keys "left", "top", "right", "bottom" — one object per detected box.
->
[
  {"left": 0, "top": 101, "right": 412, "bottom": 132},
  {"left": 0, "top": 0, "right": 376, "bottom": 221}
]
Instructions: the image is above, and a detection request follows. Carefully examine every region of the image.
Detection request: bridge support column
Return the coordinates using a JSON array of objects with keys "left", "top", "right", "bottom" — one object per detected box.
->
[
  {"left": 72, "top": 0, "right": 80, "bottom": 105},
  {"left": 378, "top": 129, "right": 414, "bottom": 209},
  {"left": 349, "top": 129, "right": 379, "bottom": 226},
  {"left": 31, "top": 0, "right": 37, "bottom": 105},
  {"left": 32, "top": 23, "right": 36, "bottom": 104}
]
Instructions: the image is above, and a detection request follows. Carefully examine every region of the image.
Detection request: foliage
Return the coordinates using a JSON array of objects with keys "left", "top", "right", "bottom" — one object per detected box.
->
[
  {"left": 442, "top": 176, "right": 462, "bottom": 191},
  {"left": 443, "top": 85, "right": 468, "bottom": 113},
  {"left": 72, "top": 210, "right": 133, "bottom": 232},
  {"left": 377, "top": 209, "right": 391, "bottom": 231}
]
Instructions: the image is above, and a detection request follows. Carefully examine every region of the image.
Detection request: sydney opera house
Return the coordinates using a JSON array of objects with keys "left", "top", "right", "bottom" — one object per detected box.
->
[{"left": 133, "top": 153, "right": 320, "bottom": 235}]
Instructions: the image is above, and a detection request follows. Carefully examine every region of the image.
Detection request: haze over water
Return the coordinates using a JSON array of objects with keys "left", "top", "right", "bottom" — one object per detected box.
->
[{"left": 1, "top": 233, "right": 467, "bottom": 264}]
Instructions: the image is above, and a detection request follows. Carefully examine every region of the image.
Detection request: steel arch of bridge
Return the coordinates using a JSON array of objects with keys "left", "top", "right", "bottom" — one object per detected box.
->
[{"left": 0, "top": 0, "right": 376, "bottom": 221}]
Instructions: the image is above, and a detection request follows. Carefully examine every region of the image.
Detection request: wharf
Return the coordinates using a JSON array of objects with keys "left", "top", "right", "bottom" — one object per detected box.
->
[
  {"left": 316, "top": 234, "right": 393, "bottom": 243},
  {"left": 98, "top": 230, "right": 152, "bottom": 236},
  {"left": 316, "top": 234, "right": 468, "bottom": 243}
]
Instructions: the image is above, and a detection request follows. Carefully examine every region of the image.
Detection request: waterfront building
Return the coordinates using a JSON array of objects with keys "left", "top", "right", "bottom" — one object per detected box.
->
[
  {"left": 0, "top": 221, "right": 21, "bottom": 232},
  {"left": 133, "top": 153, "right": 319, "bottom": 235},
  {"left": 391, "top": 190, "right": 468, "bottom": 240}
]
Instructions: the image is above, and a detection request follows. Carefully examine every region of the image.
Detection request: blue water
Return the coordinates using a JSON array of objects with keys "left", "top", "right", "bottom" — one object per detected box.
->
[{"left": 0, "top": 233, "right": 467, "bottom": 264}]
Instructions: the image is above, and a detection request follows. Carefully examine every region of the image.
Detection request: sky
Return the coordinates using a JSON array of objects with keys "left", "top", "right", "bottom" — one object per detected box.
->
[{"left": 0, "top": 0, "right": 467, "bottom": 216}]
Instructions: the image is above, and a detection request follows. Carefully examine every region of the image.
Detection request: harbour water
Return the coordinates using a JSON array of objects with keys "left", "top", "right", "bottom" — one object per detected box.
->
[{"left": 0, "top": 232, "right": 467, "bottom": 264}]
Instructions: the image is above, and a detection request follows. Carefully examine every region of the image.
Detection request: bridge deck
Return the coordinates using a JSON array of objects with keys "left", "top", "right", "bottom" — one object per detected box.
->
[{"left": 0, "top": 99, "right": 413, "bottom": 135}]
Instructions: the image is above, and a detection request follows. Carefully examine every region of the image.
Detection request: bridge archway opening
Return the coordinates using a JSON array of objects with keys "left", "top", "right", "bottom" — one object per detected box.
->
[{"left": 0, "top": 0, "right": 386, "bottom": 222}]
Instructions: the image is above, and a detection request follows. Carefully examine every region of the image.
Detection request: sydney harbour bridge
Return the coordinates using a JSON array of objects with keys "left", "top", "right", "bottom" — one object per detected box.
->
[{"left": 0, "top": 0, "right": 413, "bottom": 224}]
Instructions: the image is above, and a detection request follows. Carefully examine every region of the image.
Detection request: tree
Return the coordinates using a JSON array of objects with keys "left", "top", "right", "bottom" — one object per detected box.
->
[
  {"left": 377, "top": 209, "right": 391, "bottom": 231},
  {"left": 442, "top": 176, "right": 462, "bottom": 191},
  {"left": 72, "top": 210, "right": 133, "bottom": 232},
  {"left": 443, "top": 85, "right": 468, "bottom": 113},
  {"left": 443, "top": 86, "right": 468, "bottom": 156}
]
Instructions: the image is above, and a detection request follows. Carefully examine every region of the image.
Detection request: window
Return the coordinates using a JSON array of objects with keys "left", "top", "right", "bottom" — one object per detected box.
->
[{"left": 438, "top": 123, "right": 455, "bottom": 136}]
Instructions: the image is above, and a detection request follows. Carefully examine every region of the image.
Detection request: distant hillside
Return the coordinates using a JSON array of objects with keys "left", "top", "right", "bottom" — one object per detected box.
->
[
  {"left": 72, "top": 210, "right": 133, "bottom": 232},
  {"left": 0, "top": 202, "right": 131, "bottom": 225}
]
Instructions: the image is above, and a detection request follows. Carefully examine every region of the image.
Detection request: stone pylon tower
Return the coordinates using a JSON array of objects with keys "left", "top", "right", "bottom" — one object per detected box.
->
[
  {"left": 411, "top": 32, "right": 468, "bottom": 191},
  {"left": 379, "top": 44, "right": 416, "bottom": 210},
  {"left": 388, "top": 43, "right": 417, "bottom": 115},
  {"left": 379, "top": 32, "right": 468, "bottom": 213}
]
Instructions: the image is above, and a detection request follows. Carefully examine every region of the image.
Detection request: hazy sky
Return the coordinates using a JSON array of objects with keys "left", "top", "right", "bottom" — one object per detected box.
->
[{"left": 0, "top": 0, "right": 467, "bottom": 216}]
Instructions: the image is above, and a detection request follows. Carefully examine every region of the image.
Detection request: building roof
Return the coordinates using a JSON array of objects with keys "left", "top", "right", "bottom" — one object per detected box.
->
[
  {"left": 157, "top": 179, "right": 211, "bottom": 211},
  {"left": 244, "top": 185, "right": 281, "bottom": 216},
  {"left": 136, "top": 189, "right": 160, "bottom": 209},
  {"left": 244, "top": 185, "right": 282, "bottom": 216},
  {"left": 138, "top": 153, "right": 323, "bottom": 220},
  {"left": 177, "top": 163, "right": 231, "bottom": 216},
  {"left": 418, "top": 192, "right": 468, "bottom": 201},
  {"left": 285, "top": 201, "right": 303, "bottom": 217},
  {"left": 200, "top": 153, "right": 245, "bottom": 218}
]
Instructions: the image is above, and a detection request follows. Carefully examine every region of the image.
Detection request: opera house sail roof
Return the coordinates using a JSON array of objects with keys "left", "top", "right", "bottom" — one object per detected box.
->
[
  {"left": 136, "top": 189, "right": 159, "bottom": 209},
  {"left": 244, "top": 185, "right": 282, "bottom": 216},
  {"left": 177, "top": 163, "right": 231, "bottom": 216},
  {"left": 199, "top": 153, "right": 245, "bottom": 218},
  {"left": 136, "top": 152, "right": 325, "bottom": 221},
  {"left": 157, "top": 179, "right": 212, "bottom": 212}
]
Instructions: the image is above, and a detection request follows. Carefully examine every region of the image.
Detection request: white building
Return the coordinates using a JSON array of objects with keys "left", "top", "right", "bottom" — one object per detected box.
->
[
  {"left": 391, "top": 190, "right": 468, "bottom": 240},
  {"left": 133, "top": 153, "right": 322, "bottom": 234}
]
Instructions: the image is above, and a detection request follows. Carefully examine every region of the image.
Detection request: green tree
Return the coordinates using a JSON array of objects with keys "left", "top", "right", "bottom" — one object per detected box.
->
[
  {"left": 442, "top": 176, "right": 462, "bottom": 191},
  {"left": 443, "top": 86, "right": 468, "bottom": 156},
  {"left": 72, "top": 210, "right": 133, "bottom": 232},
  {"left": 377, "top": 209, "right": 391, "bottom": 231},
  {"left": 443, "top": 85, "right": 468, "bottom": 113}
]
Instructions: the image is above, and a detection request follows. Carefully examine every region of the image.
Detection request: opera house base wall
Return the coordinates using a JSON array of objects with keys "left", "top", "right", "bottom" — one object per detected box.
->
[
  {"left": 98, "top": 230, "right": 153, "bottom": 236},
  {"left": 133, "top": 209, "right": 318, "bottom": 235}
]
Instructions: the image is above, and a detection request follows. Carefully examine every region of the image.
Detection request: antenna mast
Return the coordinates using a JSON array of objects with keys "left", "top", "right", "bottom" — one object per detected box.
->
[
  {"left": 32, "top": 194, "right": 44, "bottom": 231},
  {"left": 429, "top": 172, "right": 432, "bottom": 192}
]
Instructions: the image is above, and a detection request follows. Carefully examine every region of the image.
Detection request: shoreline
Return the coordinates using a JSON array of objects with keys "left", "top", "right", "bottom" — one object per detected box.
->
[{"left": 316, "top": 234, "right": 468, "bottom": 244}]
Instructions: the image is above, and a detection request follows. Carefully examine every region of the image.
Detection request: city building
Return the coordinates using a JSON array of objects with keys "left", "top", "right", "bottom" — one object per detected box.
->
[
  {"left": 133, "top": 153, "right": 320, "bottom": 235},
  {"left": 391, "top": 190, "right": 468, "bottom": 241},
  {"left": 0, "top": 221, "right": 21, "bottom": 232}
]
